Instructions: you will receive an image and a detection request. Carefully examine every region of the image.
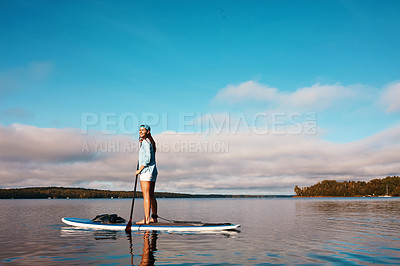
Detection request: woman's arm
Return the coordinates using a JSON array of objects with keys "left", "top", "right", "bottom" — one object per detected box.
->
[
  {"left": 136, "top": 140, "right": 151, "bottom": 175},
  {"left": 136, "top": 165, "right": 145, "bottom": 175}
]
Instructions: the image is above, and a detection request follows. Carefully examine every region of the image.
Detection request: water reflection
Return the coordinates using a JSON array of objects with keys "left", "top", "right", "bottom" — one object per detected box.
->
[
  {"left": 60, "top": 225, "right": 240, "bottom": 265},
  {"left": 94, "top": 230, "right": 118, "bottom": 240},
  {"left": 6, "top": 198, "right": 399, "bottom": 265},
  {"left": 126, "top": 230, "right": 237, "bottom": 266},
  {"left": 61, "top": 227, "right": 159, "bottom": 266},
  {"left": 293, "top": 199, "right": 400, "bottom": 264},
  {"left": 129, "top": 231, "right": 158, "bottom": 266}
]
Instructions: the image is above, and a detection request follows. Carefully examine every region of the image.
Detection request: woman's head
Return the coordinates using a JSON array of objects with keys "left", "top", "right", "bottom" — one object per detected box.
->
[
  {"left": 139, "top": 124, "right": 151, "bottom": 139},
  {"left": 139, "top": 124, "right": 156, "bottom": 152}
]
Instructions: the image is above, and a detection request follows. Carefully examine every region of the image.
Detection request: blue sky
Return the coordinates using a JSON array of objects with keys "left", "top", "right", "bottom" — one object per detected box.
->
[{"left": 0, "top": 0, "right": 399, "bottom": 193}]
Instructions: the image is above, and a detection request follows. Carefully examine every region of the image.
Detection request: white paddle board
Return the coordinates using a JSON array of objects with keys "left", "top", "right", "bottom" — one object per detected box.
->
[{"left": 62, "top": 217, "right": 240, "bottom": 232}]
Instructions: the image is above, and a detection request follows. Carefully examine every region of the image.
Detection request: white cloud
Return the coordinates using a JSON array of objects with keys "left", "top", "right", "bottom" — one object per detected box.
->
[
  {"left": 213, "top": 81, "right": 281, "bottom": 103},
  {"left": 212, "top": 80, "right": 359, "bottom": 111},
  {"left": 379, "top": 81, "right": 400, "bottom": 113},
  {"left": 0, "top": 123, "right": 137, "bottom": 188},
  {"left": 284, "top": 83, "right": 356, "bottom": 110},
  {"left": 0, "top": 123, "right": 93, "bottom": 163},
  {"left": 0, "top": 123, "right": 399, "bottom": 194},
  {"left": 1, "top": 80, "right": 397, "bottom": 194}
]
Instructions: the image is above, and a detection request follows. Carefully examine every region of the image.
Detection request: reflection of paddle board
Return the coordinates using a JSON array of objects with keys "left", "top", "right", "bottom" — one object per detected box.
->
[{"left": 62, "top": 217, "right": 240, "bottom": 232}]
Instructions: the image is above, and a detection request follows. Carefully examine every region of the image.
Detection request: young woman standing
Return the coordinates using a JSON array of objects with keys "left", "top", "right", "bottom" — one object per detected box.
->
[{"left": 135, "top": 124, "right": 158, "bottom": 224}]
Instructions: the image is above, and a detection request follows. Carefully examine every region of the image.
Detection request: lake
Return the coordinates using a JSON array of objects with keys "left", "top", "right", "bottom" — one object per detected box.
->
[{"left": 1, "top": 197, "right": 399, "bottom": 265}]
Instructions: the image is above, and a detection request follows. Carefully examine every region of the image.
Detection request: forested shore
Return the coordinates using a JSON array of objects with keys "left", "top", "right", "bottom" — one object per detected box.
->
[
  {"left": 0, "top": 187, "right": 179, "bottom": 199},
  {"left": 3, "top": 176, "right": 399, "bottom": 199},
  {"left": 295, "top": 176, "right": 400, "bottom": 197},
  {"left": 0, "top": 187, "right": 291, "bottom": 199}
]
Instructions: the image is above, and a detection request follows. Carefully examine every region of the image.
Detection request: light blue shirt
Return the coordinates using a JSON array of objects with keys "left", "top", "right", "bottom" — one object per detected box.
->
[{"left": 138, "top": 139, "right": 158, "bottom": 178}]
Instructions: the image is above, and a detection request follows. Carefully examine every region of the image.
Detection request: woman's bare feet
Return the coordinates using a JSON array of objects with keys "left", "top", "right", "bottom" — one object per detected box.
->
[
  {"left": 137, "top": 214, "right": 158, "bottom": 224},
  {"left": 136, "top": 219, "right": 150, "bottom": 225}
]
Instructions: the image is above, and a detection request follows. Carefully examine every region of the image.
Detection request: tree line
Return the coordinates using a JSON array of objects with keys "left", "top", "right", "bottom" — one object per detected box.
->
[
  {"left": 294, "top": 176, "right": 400, "bottom": 197},
  {"left": 0, "top": 187, "right": 192, "bottom": 199},
  {"left": 0, "top": 186, "right": 292, "bottom": 199}
]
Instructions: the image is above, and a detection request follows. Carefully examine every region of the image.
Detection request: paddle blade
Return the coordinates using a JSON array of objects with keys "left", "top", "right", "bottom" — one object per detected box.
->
[{"left": 125, "top": 219, "right": 132, "bottom": 233}]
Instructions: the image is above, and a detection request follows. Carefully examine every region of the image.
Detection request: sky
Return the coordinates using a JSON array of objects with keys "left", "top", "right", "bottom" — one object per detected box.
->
[{"left": 0, "top": 0, "right": 399, "bottom": 194}]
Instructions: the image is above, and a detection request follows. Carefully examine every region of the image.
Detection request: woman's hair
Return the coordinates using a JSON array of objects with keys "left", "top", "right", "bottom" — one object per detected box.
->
[
  {"left": 145, "top": 133, "right": 157, "bottom": 153},
  {"left": 140, "top": 126, "right": 157, "bottom": 153}
]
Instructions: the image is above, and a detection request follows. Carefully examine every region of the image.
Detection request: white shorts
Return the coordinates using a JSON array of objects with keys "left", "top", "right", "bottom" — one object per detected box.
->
[{"left": 140, "top": 172, "right": 157, "bottom": 182}]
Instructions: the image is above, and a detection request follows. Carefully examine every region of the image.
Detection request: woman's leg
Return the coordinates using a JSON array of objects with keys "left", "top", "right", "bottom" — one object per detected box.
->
[
  {"left": 149, "top": 181, "right": 158, "bottom": 223},
  {"left": 138, "top": 181, "right": 151, "bottom": 224}
]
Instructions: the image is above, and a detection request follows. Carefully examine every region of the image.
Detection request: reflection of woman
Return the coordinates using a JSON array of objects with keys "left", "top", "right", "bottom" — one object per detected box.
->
[
  {"left": 139, "top": 231, "right": 158, "bottom": 266},
  {"left": 135, "top": 124, "right": 158, "bottom": 225},
  {"left": 128, "top": 231, "right": 158, "bottom": 266}
]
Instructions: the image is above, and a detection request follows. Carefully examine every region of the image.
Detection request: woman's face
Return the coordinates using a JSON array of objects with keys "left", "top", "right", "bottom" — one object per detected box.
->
[{"left": 139, "top": 127, "right": 148, "bottom": 138}]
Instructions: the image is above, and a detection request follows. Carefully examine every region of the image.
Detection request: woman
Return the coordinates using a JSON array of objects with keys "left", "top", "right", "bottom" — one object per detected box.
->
[{"left": 135, "top": 124, "right": 158, "bottom": 224}]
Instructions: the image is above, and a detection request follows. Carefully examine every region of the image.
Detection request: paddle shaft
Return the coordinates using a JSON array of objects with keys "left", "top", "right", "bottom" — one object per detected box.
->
[
  {"left": 129, "top": 172, "right": 139, "bottom": 220},
  {"left": 125, "top": 162, "right": 139, "bottom": 232}
]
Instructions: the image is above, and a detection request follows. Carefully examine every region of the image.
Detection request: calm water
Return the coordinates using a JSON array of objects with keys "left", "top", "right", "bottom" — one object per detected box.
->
[{"left": 1, "top": 198, "right": 400, "bottom": 265}]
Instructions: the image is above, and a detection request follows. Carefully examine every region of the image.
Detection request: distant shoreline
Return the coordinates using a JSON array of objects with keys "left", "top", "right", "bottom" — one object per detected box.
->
[
  {"left": 294, "top": 176, "right": 400, "bottom": 197},
  {"left": 0, "top": 186, "right": 294, "bottom": 199}
]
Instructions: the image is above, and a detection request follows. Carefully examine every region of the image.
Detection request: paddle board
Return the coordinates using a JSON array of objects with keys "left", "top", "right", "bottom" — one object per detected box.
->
[{"left": 62, "top": 217, "right": 240, "bottom": 232}]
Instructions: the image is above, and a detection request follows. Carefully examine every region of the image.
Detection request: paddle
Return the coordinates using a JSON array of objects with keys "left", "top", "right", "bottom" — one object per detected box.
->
[{"left": 125, "top": 162, "right": 139, "bottom": 233}]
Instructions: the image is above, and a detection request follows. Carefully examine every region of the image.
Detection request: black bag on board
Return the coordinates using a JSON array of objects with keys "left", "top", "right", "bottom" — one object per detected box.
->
[{"left": 91, "top": 214, "right": 126, "bottom": 224}]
